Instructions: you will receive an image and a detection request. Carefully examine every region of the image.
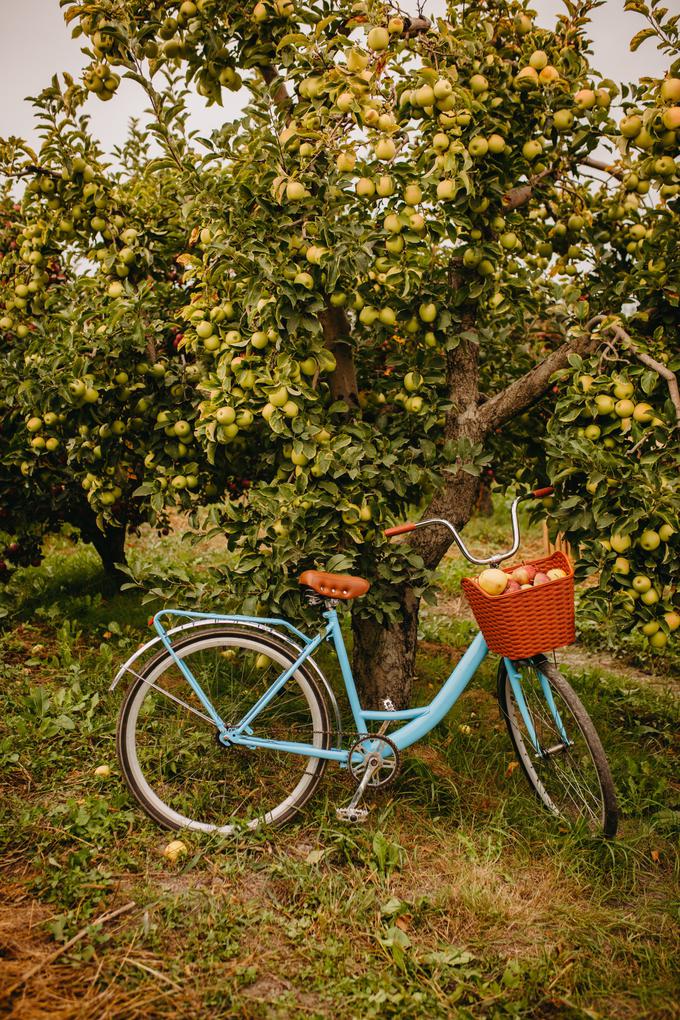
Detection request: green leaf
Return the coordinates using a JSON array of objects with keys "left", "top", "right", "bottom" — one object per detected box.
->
[{"left": 629, "top": 27, "right": 657, "bottom": 50}]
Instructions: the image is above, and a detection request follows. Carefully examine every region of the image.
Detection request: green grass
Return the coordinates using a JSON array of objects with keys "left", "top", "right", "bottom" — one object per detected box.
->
[{"left": 1, "top": 522, "right": 679, "bottom": 1018}]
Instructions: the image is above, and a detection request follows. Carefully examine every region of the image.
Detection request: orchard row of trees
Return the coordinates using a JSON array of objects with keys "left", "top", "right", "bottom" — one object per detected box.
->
[{"left": 1, "top": 0, "right": 678, "bottom": 703}]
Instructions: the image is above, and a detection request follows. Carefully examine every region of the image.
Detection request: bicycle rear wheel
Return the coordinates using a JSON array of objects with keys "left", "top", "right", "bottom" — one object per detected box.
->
[
  {"left": 497, "top": 656, "right": 618, "bottom": 838},
  {"left": 117, "top": 626, "right": 331, "bottom": 833}
]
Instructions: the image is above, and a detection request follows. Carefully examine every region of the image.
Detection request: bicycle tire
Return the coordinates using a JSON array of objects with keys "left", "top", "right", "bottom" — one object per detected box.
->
[
  {"left": 117, "top": 625, "right": 332, "bottom": 833},
  {"left": 497, "top": 656, "right": 618, "bottom": 838}
]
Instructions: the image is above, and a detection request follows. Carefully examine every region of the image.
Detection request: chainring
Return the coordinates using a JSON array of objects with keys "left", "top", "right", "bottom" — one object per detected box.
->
[{"left": 348, "top": 734, "right": 401, "bottom": 789}]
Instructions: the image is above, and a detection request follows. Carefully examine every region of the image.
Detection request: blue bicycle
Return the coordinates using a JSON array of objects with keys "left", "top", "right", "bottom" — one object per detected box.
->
[{"left": 113, "top": 490, "right": 618, "bottom": 838}]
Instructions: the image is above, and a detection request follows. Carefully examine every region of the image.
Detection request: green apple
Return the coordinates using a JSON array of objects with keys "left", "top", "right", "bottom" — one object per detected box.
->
[
  {"left": 615, "top": 399, "right": 635, "bottom": 418},
  {"left": 367, "top": 26, "right": 390, "bottom": 51},
  {"left": 610, "top": 533, "right": 631, "bottom": 553},
  {"left": 356, "top": 177, "right": 376, "bottom": 198},
  {"left": 639, "top": 530, "right": 660, "bottom": 551},
  {"left": 633, "top": 402, "right": 653, "bottom": 422},
  {"left": 375, "top": 138, "right": 396, "bottom": 161},
  {"left": 419, "top": 302, "right": 437, "bottom": 323},
  {"left": 594, "top": 394, "right": 615, "bottom": 415},
  {"left": 286, "top": 180, "right": 308, "bottom": 201},
  {"left": 468, "top": 136, "right": 489, "bottom": 157},
  {"left": 613, "top": 380, "right": 634, "bottom": 399},
  {"left": 663, "top": 610, "right": 680, "bottom": 631},
  {"left": 376, "top": 175, "right": 395, "bottom": 197},
  {"left": 522, "top": 139, "right": 543, "bottom": 160},
  {"left": 436, "top": 179, "right": 457, "bottom": 200},
  {"left": 269, "top": 386, "right": 289, "bottom": 407}
]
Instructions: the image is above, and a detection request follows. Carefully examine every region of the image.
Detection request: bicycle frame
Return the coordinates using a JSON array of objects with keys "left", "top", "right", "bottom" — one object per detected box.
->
[{"left": 134, "top": 605, "right": 553, "bottom": 764}]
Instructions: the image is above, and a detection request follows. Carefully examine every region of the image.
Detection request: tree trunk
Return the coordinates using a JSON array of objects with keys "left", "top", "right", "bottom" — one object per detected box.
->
[
  {"left": 319, "top": 305, "right": 359, "bottom": 410},
  {"left": 352, "top": 311, "right": 483, "bottom": 707},
  {"left": 68, "top": 501, "right": 128, "bottom": 585},
  {"left": 351, "top": 584, "right": 419, "bottom": 711},
  {"left": 476, "top": 480, "right": 494, "bottom": 517},
  {"left": 87, "top": 523, "right": 127, "bottom": 581}
]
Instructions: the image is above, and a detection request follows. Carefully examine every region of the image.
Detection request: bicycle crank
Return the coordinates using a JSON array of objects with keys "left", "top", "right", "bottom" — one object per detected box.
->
[{"left": 336, "top": 734, "right": 401, "bottom": 824}]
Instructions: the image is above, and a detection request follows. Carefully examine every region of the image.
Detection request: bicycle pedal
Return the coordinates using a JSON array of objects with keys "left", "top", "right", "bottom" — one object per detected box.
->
[{"left": 335, "top": 806, "right": 369, "bottom": 824}]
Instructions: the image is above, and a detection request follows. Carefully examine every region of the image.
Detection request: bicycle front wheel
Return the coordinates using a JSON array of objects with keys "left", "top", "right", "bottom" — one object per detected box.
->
[
  {"left": 497, "top": 656, "right": 618, "bottom": 838},
  {"left": 117, "top": 626, "right": 332, "bottom": 833}
]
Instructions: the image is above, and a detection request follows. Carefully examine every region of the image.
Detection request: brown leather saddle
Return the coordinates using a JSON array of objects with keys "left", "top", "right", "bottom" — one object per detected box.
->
[{"left": 299, "top": 570, "right": 370, "bottom": 600}]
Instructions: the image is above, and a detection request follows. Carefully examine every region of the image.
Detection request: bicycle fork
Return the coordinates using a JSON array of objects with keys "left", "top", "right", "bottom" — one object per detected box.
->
[{"left": 505, "top": 659, "right": 571, "bottom": 757}]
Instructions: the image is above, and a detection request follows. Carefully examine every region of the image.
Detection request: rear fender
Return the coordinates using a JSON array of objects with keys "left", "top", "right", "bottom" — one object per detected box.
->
[{"left": 109, "top": 619, "right": 343, "bottom": 741}]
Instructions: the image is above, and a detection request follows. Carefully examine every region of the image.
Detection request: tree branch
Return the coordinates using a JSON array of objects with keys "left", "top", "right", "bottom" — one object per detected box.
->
[
  {"left": 501, "top": 156, "right": 623, "bottom": 211},
  {"left": 479, "top": 313, "right": 680, "bottom": 435},
  {"left": 585, "top": 315, "right": 680, "bottom": 425},
  {"left": 579, "top": 155, "right": 624, "bottom": 180},
  {"left": 502, "top": 167, "right": 555, "bottom": 210},
  {"left": 478, "top": 327, "right": 600, "bottom": 434}
]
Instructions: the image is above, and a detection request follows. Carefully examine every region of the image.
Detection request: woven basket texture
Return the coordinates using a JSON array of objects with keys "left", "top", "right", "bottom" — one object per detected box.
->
[{"left": 461, "top": 551, "right": 575, "bottom": 659}]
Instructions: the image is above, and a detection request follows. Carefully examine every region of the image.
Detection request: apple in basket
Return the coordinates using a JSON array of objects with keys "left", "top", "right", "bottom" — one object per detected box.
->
[
  {"left": 533, "top": 572, "right": 550, "bottom": 585},
  {"left": 546, "top": 567, "right": 567, "bottom": 580},
  {"left": 477, "top": 568, "right": 509, "bottom": 595},
  {"left": 511, "top": 564, "right": 537, "bottom": 585},
  {"left": 505, "top": 579, "right": 521, "bottom": 593}
]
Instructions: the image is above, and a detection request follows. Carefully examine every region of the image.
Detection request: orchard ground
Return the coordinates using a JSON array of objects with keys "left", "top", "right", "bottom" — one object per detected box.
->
[{"left": 1, "top": 503, "right": 678, "bottom": 1019}]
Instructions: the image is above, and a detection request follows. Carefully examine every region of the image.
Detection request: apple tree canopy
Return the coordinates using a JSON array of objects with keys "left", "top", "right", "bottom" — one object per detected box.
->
[{"left": 0, "top": 0, "right": 678, "bottom": 697}]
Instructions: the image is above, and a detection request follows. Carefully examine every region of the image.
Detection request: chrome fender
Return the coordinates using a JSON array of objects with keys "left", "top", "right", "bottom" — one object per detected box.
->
[{"left": 109, "top": 618, "right": 343, "bottom": 741}]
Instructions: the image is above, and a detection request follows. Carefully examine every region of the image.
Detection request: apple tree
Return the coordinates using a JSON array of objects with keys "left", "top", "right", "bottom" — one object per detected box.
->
[
  {"left": 14, "top": 0, "right": 679, "bottom": 697},
  {"left": 0, "top": 80, "right": 254, "bottom": 588}
]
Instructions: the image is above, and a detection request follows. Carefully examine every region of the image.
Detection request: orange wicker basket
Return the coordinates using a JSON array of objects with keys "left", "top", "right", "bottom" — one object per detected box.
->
[{"left": 461, "top": 551, "right": 575, "bottom": 659}]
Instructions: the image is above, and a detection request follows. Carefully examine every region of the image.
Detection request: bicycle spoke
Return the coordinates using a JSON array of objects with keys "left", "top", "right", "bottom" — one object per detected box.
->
[
  {"left": 120, "top": 630, "right": 330, "bottom": 832},
  {"left": 501, "top": 661, "right": 614, "bottom": 834}
]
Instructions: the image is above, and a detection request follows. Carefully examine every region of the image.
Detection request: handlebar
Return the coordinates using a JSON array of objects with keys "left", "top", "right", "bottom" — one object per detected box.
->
[{"left": 383, "top": 487, "right": 554, "bottom": 567}]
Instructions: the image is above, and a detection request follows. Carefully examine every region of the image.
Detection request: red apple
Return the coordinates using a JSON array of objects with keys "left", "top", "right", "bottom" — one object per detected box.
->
[
  {"left": 511, "top": 566, "right": 530, "bottom": 585},
  {"left": 506, "top": 579, "right": 521, "bottom": 592},
  {"left": 533, "top": 572, "right": 550, "bottom": 585}
]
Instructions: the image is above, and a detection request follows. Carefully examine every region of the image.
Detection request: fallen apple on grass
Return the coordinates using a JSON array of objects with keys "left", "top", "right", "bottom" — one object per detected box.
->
[{"left": 163, "top": 840, "right": 188, "bottom": 863}]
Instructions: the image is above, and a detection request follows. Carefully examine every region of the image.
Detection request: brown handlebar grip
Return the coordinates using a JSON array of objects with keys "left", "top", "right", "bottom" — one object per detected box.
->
[
  {"left": 531, "top": 486, "right": 554, "bottom": 498},
  {"left": 384, "top": 523, "right": 417, "bottom": 537}
]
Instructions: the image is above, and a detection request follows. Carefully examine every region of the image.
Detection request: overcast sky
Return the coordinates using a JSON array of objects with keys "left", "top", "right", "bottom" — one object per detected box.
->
[{"left": 0, "top": 1, "right": 669, "bottom": 158}]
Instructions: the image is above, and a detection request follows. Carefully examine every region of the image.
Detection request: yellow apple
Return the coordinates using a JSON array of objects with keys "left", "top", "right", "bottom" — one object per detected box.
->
[
  {"left": 163, "top": 840, "right": 188, "bottom": 863},
  {"left": 478, "top": 568, "right": 509, "bottom": 596}
]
